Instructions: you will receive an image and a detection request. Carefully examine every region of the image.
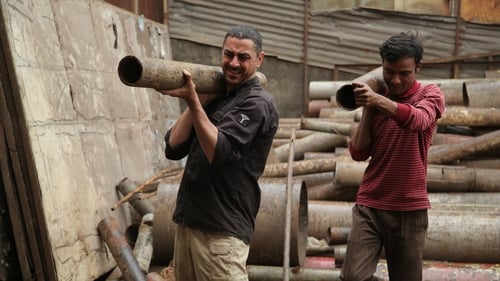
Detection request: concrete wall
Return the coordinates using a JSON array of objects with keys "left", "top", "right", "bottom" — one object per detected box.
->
[{"left": 1, "top": 0, "right": 178, "bottom": 279}]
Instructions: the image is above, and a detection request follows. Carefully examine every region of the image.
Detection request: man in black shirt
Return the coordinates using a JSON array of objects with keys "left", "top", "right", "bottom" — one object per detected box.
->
[{"left": 157, "top": 25, "right": 279, "bottom": 281}]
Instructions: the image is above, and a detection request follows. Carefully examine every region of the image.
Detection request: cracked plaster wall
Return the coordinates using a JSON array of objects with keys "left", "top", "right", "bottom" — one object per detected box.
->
[{"left": 0, "top": 0, "right": 179, "bottom": 279}]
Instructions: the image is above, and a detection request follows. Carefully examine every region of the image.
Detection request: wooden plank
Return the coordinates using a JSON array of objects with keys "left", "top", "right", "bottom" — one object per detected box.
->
[
  {"left": 0, "top": 10, "right": 57, "bottom": 279},
  {"left": 104, "top": 0, "right": 165, "bottom": 23},
  {"left": 0, "top": 83, "right": 31, "bottom": 281},
  {"left": 461, "top": 0, "right": 500, "bottom": 24}
]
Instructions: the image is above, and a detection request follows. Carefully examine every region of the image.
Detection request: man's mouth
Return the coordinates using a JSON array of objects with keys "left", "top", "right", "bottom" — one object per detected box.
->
[
  {"left": 226, "top": 70, "right": 242, "bottom": 81},
  {"left": 227, "top": 68, "right": 241, "bottom": 75}
]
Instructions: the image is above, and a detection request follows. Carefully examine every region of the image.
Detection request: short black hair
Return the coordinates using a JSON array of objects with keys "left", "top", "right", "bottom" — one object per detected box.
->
[
  {"left": 223, "top": 25, "right": 263, "bottom": 55},
  {"left": 379, "top": 31, "right": 423, "bottom": 64}
]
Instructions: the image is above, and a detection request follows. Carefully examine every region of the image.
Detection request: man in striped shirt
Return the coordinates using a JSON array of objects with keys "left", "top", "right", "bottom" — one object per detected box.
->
[{"left": 340, "top": 32, "right": 445, "bottom": 281}]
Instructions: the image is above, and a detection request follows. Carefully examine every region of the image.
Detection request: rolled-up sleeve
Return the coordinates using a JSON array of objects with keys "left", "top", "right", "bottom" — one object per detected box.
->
[
  {"left": 396, "top": 85, "right": 445, "bottom": 131},
  {"left": 211, "top": 95, "right": 269, "bottom": 166},
  {"left": 164, "top": 129, "right": 192, "bottom": 160}
]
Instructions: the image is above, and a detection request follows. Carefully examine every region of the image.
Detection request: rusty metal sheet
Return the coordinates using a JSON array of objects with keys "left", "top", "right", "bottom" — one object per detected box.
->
[{"left": 169, "top": 2, "right": 500, "bottom": 78}]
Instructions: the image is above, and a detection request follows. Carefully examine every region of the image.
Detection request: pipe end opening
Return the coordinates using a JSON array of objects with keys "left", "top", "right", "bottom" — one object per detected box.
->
[
  {"left": 336, "top": 84, "right": 358, "bottom": 111},
  {"left": 118, "top": 56, "right": 143, "bottom": 84}
]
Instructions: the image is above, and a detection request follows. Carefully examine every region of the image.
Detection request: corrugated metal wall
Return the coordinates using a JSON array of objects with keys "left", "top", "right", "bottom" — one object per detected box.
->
[
  {"left": 167, "top": 1, "right": 500, "bottom": 76},
  {"left": 167, "top": 0, "right": 307, "bottom": 62}
]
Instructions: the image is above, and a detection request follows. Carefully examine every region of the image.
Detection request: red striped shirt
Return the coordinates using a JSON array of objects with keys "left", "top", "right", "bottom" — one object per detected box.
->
[{"left": 349, "top": 81, "right": 445, "bottom": 211}]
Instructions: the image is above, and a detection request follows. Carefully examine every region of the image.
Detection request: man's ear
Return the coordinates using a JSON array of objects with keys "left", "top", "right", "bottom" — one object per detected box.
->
[{"left": 257, "top": 51, "right": 265, "bottom": 68}]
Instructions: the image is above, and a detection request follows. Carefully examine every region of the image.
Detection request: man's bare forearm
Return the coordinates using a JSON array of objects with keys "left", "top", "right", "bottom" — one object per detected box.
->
[
  {"left": 186, "top": 97, "right": 218, "bottom": 163},
  {"left": 350, "top": 106, "right": 373, "bottom": 150}
]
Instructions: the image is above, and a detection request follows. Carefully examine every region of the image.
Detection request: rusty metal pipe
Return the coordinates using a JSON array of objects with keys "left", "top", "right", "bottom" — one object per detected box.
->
[
  {"left": 307, "top": 100, "right": 332, "bottom": 117},
  {"left": 327, "top": 209, "right": 500, "bottom": 264},
  {"left": 340, "top": 97, "right": 500, "bottom": 126},
  {"left": 457, "top": 158, "right": 500, "bottom": 169},
  {"left": 431, "top": 132, "right": 473, "bottom": 145},
  {"left": 293, "top": 172, "right": 334, "bottom": 187},
  {"left": 97, "top": 216, "right": 147, "bottom": 281},
  {"left": 463, "top": 79, "right": 500, "bottom": 108},
  {"left": 300, "top": 118, "right": 354, "bottom": 136},
  {"left": 335, "top": 67, "right": 386, "bottom": 111},
  {"left": 247, "top": 265, "right": 341, "bottom": 281},
  {"left": 152, "top": 178, "right": 308, "bottom": 267},
  {"left": 428, "top": 129, "right": 500, "bottom": 164},
  {"left": 438, "top": 107, "right": 500, "bottom": 127},
  {"left": 262, "top": 157, "right": 341, "bottom": 178},
  {"left": 307, "top": 201, "right": 354, "bottom": 240},
  {"left": 427, "top": 165, "right": 500, "bottom": 192},
  {"left": 309, "top": 81, "right": 346, "bottom": 100},
  {"left": 117, "top": 55, "right": 266, "bottom": 91},
  {"left": 333, "top": 245, "right": 347, "bottom": 266},
  {"left": 430, "top": 79, "right": 467, "bottom": 106},
  {"left": 116, "top": 178, "right": 154, "bottom": 217},
  {"left": 310, "top": 78, "right": 468, "bottom": 105},
  {"left": 335, "top": 160, "right": 500, "bottom": 192},
  {"left": 274, "top": 129, "right": 314, "bottom": 139},
  {"left": 106, "top": 213, "right": 154, "bottom": 281},
  {"left": 249, "top": 178, "right": 308, "bottom": 267},
  {"left": 326, "top": 227, "right": 350, "bottom": 245},
  {"left": 273, "top": 132, "right": 347, "bottom": 162},
  {"left": 429, "top": 192, "right": 500, "bottom": 205},
  {"left": 303, "top": 152, "right": 336, "bottom": 160},
  {"left": 133, "top": 214, "right": 154, "bottom": 273},
  {"left": 307, "top": 183, "right": 357, "bottom": 201},
  {"left": 318, "top": 107, "right": 361, "bottom": 119}
]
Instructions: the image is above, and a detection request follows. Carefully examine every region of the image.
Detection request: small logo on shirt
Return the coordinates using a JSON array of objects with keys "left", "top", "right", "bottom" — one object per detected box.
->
[{"left": 238, "top": 113, "right": 250, "bottom": 126}]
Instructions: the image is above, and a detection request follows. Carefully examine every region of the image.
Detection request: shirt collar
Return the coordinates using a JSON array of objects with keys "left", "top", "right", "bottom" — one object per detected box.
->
[
  {"left": 399, "top": 80, "right": 420, "bottom": 98},
  {"left": 226, "top": 75, "right": 261, "bottom": 97}
]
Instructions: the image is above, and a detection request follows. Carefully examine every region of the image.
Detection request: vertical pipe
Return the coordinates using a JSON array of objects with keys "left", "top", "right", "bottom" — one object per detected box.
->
[
  {"left": 133, "top": 213, "right": 154, "bottom": 273},
  {"left": 162, "top": 0, "right": 169, "bottom": 26},
  {"left": 302, "top": 0, "right": 310, "bottom": 116},
  {"left": 133, "top": 0, "right": 139, "bottom": 15},
  {"left": 452, "top": 0, "right": 462, "bottom": 78},
  {"left": 283, "top": 129, "right": 296, "bottom": 281}
]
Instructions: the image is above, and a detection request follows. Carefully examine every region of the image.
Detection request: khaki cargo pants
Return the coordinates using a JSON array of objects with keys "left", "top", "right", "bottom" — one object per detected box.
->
[{"left": 173, "top": 225, "right": 250, "bottom": 281}]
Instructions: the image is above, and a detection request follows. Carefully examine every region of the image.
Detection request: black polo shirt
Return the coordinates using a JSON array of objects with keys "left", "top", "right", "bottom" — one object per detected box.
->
[{"left": 164, "top": 76, "right": 279, "bottom": 244}]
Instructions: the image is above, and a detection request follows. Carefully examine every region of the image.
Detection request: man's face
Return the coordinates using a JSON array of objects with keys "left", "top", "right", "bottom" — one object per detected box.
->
[
  {"left": 382, "top": 56, "right": 420, "bottom": 97},
  {"left": 222, "top": 36, "right": 264, "bottom": 89}
]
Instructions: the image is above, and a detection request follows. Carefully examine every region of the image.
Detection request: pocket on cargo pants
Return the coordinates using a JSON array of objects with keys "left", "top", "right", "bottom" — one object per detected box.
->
[{"left": 206, "top": 235, "right": 249, "bottom": 281}]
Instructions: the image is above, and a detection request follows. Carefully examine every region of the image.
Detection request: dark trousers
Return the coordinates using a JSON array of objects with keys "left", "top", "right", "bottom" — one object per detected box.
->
[{"left": 340, "top": 204, "right": 428, "bottom": 281}]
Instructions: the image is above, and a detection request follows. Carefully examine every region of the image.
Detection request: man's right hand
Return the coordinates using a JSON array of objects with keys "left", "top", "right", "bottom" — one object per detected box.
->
[
  {"left": 156, "top": 69, "right": 221, "bottom": 106},
  {"left": 156, "top": 69, "right": 198, "bottom": 104}
]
